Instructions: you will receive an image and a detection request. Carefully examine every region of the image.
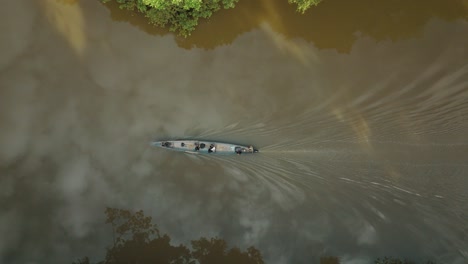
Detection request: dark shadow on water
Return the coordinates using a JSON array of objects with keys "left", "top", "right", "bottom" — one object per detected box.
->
[{"left": 101, "top": 0, "right": 467, "bottom": 52}]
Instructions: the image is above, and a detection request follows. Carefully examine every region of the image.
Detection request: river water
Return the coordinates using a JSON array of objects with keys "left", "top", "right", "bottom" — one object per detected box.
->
[{"left": 1, "top": 0, "right": 467, "bottom": 263}]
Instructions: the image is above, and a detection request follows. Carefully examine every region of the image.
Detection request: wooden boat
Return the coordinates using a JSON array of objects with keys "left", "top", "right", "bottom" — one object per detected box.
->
[{"left": 151, "top": 140, "right": 258, "bottom": 155}]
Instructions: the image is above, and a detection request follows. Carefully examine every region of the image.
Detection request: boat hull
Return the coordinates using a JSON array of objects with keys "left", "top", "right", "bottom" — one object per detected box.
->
[{"left": 151, "top": 140, "right": 258, "bottom": 155}]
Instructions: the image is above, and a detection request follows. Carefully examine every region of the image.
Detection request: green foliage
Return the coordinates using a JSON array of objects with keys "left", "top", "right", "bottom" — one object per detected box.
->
[
  {"left": 142, "top": 0, "right": 200, "bottom": 10},
  {"left": 101, "top": 0, "right": 239, "bottom": 37},
  {"left": 101, "top": 0, "right": 324, "bottom": 36},
  {"left": 288, "top": 0, "right": 323, "bottom": 13}
]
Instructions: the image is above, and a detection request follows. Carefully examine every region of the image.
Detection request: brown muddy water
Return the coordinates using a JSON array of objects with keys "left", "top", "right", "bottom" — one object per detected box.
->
[{"left": 0, "top": 0, "right": 467, "bottom": 263}]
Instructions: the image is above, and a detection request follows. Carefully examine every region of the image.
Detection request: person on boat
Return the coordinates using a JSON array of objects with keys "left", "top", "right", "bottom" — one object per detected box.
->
[
  {"left": 248, "top": 146, "right": 254, "bottom": 152},
  {"left": 162, "top": 142, "right": 171, "bottom": 147},
  {"left": 208, "top": 144, "right": 216, "bottom": 153},
  {"left": 194, "top": 142, "right": 200, "bottom": 151},
  {"left": 236, "top": 148, "right": 242, "bottom": 155}
]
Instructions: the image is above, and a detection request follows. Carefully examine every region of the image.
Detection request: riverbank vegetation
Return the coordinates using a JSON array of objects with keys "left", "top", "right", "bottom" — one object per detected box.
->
[
  {"left": 101, "top": 0, "right": 323, "bottom": 36},
  {"left": 289, "top": 0, "right": 322, "bottom": 13}
]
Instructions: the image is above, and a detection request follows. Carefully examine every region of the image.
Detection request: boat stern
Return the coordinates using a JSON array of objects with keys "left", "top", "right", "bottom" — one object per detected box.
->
[
  {"left": 150, "top": 141, "right": 162, "bottom": 147},
  {"left": 150, "top": 141, "right": 174, "bottom": 148}
]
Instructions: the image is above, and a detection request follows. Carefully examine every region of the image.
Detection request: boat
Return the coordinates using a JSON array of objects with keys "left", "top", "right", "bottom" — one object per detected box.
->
[{"left": 150, "top": 140, "right": 259, "bottom": 155}]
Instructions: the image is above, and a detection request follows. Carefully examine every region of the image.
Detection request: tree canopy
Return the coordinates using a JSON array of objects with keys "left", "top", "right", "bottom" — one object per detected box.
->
[
  {"left": 101, "top": 0, "right": 323, "bottom": 37},
  {"left": 102, "top": 0, "right": 240, "bottom": 37},
  {"left": 288, "top": 0, "right": 323, "bottom": 13}
]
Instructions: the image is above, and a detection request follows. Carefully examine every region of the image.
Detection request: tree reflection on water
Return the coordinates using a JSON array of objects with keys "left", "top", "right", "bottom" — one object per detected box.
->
[
  {"left": 72, "top": 208, "right": 440, "bottom": 264},
  {"left": 100, "top": 0, "right": 467, "bottom": 52},
  {"left": 73, "top": 208, "right": 264, "bottom": 264}
]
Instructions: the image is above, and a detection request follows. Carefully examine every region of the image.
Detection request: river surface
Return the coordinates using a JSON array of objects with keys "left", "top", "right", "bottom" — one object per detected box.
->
[{"left": 1, "top": 0, "right": 468, "bottom": 263}]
